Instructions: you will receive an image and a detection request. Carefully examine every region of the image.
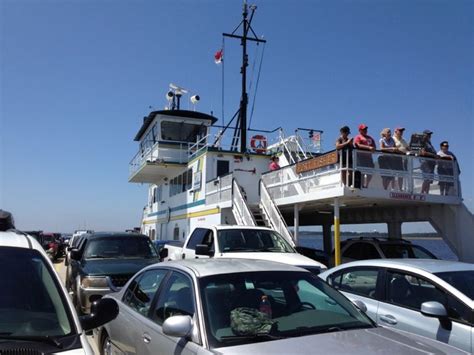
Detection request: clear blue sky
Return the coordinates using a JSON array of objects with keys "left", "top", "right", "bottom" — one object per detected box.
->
[{"left": 1, "top": 0, "right": 472, "bottom": 233}]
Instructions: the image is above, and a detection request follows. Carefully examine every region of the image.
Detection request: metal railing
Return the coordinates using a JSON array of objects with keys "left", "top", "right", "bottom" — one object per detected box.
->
[
  {"left": 259, "top": 180, "right": 294, "bottom": 245},
  {"left": 205, "top": 174, "right": 233, "bottom": 206},
  {"left": 262, "top": 149, "right": 461, "bottom": 201},
  {"left": 232, "top": 179, "right": 257, "bottom": 226}
]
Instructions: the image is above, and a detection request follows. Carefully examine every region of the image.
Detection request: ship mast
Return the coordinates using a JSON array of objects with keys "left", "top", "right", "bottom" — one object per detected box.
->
[{"left": 223, "top": 1, "right": 266, "bottom": 153}]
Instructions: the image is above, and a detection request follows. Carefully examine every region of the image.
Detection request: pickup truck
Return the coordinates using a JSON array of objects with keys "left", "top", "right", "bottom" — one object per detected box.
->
[{"left": 162, "top": 225, "right": 327, "bottom": 274}]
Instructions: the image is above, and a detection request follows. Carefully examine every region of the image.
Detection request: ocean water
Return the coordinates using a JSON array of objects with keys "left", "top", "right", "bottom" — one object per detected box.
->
[{"left": 297, "top": 234, "right": 458, "bottom": 261}]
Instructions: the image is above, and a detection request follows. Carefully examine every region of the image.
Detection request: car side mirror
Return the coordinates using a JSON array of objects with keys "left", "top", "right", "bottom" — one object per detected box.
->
[
  {"left": 195, "top": 244, "right": 214, "bottom": 257},
  {"left": 159, "top": 248, "right": 169, "bottom": 261},
  {"left": 352, "top": 300, "right": 367, "bottom": 313},
  {"left": 162, "top": 315, "right": 193, "bottom": 338},
  {"left": 80, "top": 298, "right": 119, "bottom": 332},
  {"left": 421, "top": 301, "right": 447, "bottom": 318},
  {"left": 70, "top": 249, "right": 81, "bottom": 260}
]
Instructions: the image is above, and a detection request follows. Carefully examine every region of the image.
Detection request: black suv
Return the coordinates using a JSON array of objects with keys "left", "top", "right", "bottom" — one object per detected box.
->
[
  {"left": 67, "top": 232, "right": 159, "bottom": 314},
  {"left": 334, "top": 237, "right": 437, "bottom": 265}
]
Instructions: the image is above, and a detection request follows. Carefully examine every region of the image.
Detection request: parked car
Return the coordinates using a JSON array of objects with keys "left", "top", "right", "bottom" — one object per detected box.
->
[
  {"left": 67, "top": 232, "right": 160, "bottom": 314},
  {"left": 319, "top": 259, "right": 474, "bottom": 353},
  {"left": 333, "top": 237, "right": 437, "bottom": 265},
  {"left": 0, "top": 229, "right": 118, "bottom": 354},
  {"left": 23, "top": 230, "right": 44, "bottom": 246},
  {"left": 295, "top": 245, "right": 330, "bottom": 266},
  {"left": 95, "top": 258, "right": 465, "bottom": 355},
  {"left": 153, "top": 239, "right": 183, "bottom": 261},
  {"left": 163, "top": 225, "right": 327, "bottom": 274},
  {"left": 42, "top": 232, "right": 61, "bottom": 261}
]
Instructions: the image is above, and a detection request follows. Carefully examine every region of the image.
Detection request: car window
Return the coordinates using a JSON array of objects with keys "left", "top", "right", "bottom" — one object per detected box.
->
[
  {"left": 84, "top": 237, "right": 158, "bottom": 259},
  {"left": 217, "top": 229, "right": 294, "bottom": 253},
  {"left": 386, "top": 271, "right": 471, "bottom": 324},
  {"left": 186, "top": 228, "right": 213, "bottom": 250},
  {"left": 199, "top": 271, "right": 373, "bottom": 349},
  {"left": 342, "top": 242, "right": 379, "bottom": 260},
  {"left": 329, "top": 268, "right": 379, "bottom": 299},
  {"left": 123, "top": 269, "right": 168, "bottom": 317},
  {"left": 0, "top": 247, "right": 75, "bottom": 337},
  {"left": 153, "top": 272, "right": 195, "bottom": 325},
  {"left": 386, "top": 271, "right": 446, "bottom": 310},
  {"left": 379, "top": 244, "right": 436, "bottom": 259}
]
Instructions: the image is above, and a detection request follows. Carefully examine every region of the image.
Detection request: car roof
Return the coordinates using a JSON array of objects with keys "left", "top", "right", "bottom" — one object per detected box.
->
[
  {"left": 213, "top": 225, "right": 273, "bottom": 231},
  {"left": 155, "top": 258, "right": 307, "bottom": 277},
  {"left": 328, "top": 259, "right": 474, "bottom": 274},
  {"left": 84, "top": 232, "right": 149, "bottom": 240},
  {"left": 0, "top": 230, "right": 40, "bottom": 250}
]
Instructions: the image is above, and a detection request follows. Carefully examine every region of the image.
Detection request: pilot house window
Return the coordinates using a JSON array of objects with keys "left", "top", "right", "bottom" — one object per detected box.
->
[{"left": 161, "top": 121, "right": 207, "bottom": 142}]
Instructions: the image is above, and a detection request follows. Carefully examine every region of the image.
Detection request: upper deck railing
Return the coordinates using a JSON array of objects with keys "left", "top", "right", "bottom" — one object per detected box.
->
[{"left": 262, "top": 149, "right": 461, "bottom": 202}]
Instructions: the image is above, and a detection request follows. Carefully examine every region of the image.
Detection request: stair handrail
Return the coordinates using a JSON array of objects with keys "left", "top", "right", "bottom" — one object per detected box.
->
[
  {"left": 259, "top": 180, "right": 295, "bottom": 246},
  {"left": 232, "top": 179, "right": 257, "bottom": 226}
]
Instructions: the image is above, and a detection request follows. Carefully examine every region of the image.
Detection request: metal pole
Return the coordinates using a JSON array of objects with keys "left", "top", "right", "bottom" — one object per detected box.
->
[
  {"left": 240, "top": 2, "right": 248, "bottom": 153},
  {"left": 294, "top": 203, "right": 299, "bottom": 245},
  {"left": 334, "top": 198, "right": 341, "bottom": 266}
]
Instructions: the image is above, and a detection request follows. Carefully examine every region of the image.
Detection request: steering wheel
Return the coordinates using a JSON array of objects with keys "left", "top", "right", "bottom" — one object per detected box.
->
[{"left": 299, "top": 301, "right": 316, "bottom": 310}]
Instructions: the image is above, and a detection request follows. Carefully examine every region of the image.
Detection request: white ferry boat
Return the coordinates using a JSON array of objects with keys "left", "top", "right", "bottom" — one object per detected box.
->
[{"left": 128, "top": 3, "right": 474, "bottom": 262}]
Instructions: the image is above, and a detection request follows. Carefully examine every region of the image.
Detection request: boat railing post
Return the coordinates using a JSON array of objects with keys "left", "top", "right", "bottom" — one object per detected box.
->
[{"left": 408, "top": 154, "right": 414, "bottom": 193}]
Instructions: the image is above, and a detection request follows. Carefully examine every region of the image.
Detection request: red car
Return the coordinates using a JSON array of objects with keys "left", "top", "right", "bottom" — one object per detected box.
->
[{"left": 42, "top": 233, "right": 60, "bottom": 261}]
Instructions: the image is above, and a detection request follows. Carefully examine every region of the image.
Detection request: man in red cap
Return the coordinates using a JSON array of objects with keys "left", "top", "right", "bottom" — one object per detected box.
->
[{"left": 353, "top": 124, "right": 376, "bottom": 188}]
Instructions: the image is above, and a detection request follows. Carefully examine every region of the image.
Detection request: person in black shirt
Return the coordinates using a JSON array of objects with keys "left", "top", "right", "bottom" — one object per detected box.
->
[
  {"left": 420, "top": 129, "right": 438, "bottom": 194},
  {"left": 336, "top": 126, "right": 354, "bottom": 186}
]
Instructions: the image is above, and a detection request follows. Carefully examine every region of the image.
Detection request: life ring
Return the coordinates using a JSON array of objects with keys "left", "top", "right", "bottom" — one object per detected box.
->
[{"left": 250, "top": 135, "right": 267, "bottom": 154}]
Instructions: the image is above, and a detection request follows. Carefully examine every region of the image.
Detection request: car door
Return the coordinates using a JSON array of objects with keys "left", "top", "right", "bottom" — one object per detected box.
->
[
  {"left": 107, "top": 269, "right": 168, "bottom": 354},
  {"left": 377, "top": 269, "right": 472, "bottom": 353},
  {"left": 182, "top": 228, "right": 214, "bottom": 259},
  {"left": 142, "top": 270, "right": 203, "bottom": 355},
  {"left": 326, "top": 267, "right": 382, "bottom": 321}
]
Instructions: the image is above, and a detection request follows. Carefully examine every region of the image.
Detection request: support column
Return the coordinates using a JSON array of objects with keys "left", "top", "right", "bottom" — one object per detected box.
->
[
  {"left": 322, "top": 223, "right": 332, "bottom": 255},
  {"left": 294, "top": 203, "right": 299, "bottom": 245},
  {"left": 387, "top": 221, "right": 402, "bottom": 240},
  {"left": 333, "top": 198, "right": 341, "bottom": 266}
]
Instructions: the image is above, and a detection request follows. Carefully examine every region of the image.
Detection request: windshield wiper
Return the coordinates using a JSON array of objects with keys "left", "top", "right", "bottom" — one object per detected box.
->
[
  {"left": 221, "top": 333, "right": 285, "bottom": 341},
  {"left": 0, "top": 335, "right": 63, "bottom": 348}
]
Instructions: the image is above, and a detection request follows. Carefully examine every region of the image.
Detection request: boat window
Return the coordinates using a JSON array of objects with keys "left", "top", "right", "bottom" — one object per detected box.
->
[
  {"left": 161, "top": 121, "right": 207, "bottom": 142},
  {"left": 217, "top": 160, "right": 230, "bottom": 177},
  {"left": 169, "top": 169, "right": 194, "bottom": 197}
]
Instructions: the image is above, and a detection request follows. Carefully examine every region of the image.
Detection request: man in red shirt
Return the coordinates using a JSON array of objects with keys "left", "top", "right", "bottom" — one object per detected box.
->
[{"left": 353, "top": 124, "right": 376, "bottom": 188}]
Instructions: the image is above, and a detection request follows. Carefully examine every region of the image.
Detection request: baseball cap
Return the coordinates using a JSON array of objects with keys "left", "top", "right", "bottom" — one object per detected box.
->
[
  {"left": 358, "top": 124, "right": 368, "bottom": 130},
  {"left": 395, "top": 127, "right": 405, "bottom": 131},
  {"left": 423, "top": 129, "right": 433, "bottom": 135}
]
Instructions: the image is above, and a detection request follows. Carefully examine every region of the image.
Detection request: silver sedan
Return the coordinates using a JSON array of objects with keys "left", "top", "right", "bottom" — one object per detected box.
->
[
  {"left": 95, "top": 258, "right": 467, "bottom": 354},
  {"left": 319, "top": 259, "right": 474, "bottom": 353}
]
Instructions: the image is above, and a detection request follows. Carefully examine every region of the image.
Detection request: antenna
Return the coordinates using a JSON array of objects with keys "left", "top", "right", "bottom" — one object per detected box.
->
[{"left": 223, "top": 3, "right": 266, "bottom": 153}]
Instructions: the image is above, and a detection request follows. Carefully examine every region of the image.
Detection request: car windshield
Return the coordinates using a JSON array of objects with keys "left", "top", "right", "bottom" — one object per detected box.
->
[
  {"left": 200, "top": 271, "right": 373, "bottom": 348},
  {"left": 84, "top": 237, "right": 158, "bottom": 259},
  {"left": 0, "top": 247, "right": 75, "bottom": 337},
  {"left": 217, "top": 229, "right": 295, "bottom": 253},
  {"left": 379, "top": 244, "right": 436, "bottom": 259},
  {"left": 434, "top": 270, "right": 474, "bottom": 300}
]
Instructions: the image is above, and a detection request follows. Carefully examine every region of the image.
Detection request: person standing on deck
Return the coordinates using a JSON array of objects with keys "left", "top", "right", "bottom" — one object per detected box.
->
[
  {"left": 353, "top": 124, "right": 376, "bottom": 188},
  {"left": 379, "top": 128, "right": 397, "bottom": 190},
  {"left": 437, "top": 141, "right": 458, "bottom": 196},
  {"left": 336, "top": 126, "right": 354, "bottom": 186},
  {"left": 392, "top": 127, "right": 410, "bottom": 190},
  {"left": 269, "top": 156, "right": 280, "bottom": 171},
  {"left": 419, "top": 129, "right": 438, "bottom": 194}
]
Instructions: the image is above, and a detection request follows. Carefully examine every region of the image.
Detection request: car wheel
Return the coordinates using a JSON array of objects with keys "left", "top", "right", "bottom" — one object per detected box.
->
[{"left": 101, "top": 332, "right": 111, "bottom": 355}]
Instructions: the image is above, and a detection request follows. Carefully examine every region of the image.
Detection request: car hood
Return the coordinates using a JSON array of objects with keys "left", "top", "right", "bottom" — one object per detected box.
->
[
  {"left": 219, "top": 252, "right": 326, "bottom": 269},
  {"left": 81, "top": 258, "right": 159, "bottom": 276},
  {"left": 215, "top": 327, "right": 468, "bottom": 354}
]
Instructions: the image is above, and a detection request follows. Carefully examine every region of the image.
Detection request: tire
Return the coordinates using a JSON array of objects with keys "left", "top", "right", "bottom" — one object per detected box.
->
[{"left": 100, "top": 332, "right": 111, "bottom": 355}]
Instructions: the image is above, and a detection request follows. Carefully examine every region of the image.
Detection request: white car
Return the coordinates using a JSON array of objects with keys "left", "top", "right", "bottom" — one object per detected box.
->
[
  {"left": 319, "top": 259, "right": 474, "bottom": 353},
  {"left": 0, "top": 229, "right": 118, "bottom": 354}
]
